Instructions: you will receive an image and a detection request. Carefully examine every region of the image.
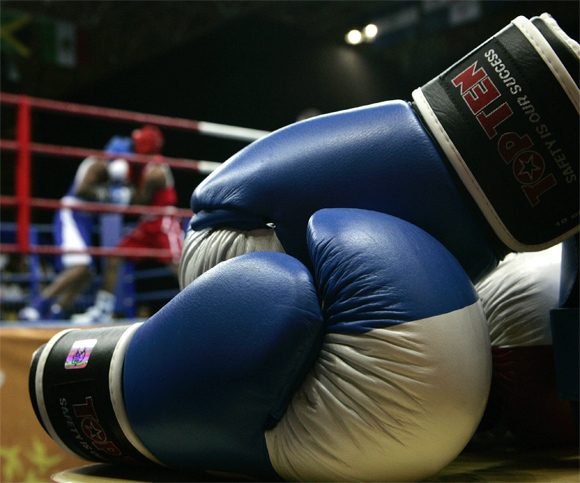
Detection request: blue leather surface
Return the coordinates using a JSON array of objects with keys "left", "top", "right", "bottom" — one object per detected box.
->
[
  {"left": 308, "top": 209, "right": 479, "bottom": 332},
  {"left": 190, "top": 100, "right": 499, "bottom": 281},
  {"left": 123, "top": 251, "right": 322, "bottom": 479}
]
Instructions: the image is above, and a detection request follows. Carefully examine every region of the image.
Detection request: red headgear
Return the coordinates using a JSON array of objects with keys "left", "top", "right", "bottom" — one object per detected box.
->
[{"left": 132, "top": 124, "right": 164, "bottom": 154}]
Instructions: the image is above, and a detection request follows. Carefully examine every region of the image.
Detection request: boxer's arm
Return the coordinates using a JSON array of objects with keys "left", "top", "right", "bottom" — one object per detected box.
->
[
  {"left": 132, "top": 166, "right": 165, "bottom": 205},
  {"left": 74, "top": 158, "right": 109, "bottom": 201}
]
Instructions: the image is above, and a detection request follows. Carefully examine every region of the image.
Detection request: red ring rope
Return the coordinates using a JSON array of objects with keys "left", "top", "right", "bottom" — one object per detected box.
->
[{"left": 0, "top": 92, "right": 270, "bottom": 142}]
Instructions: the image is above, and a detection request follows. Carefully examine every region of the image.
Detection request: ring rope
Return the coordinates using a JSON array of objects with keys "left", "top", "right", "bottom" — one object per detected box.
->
[
  {"left": 0, "top": 244, "right": 179, "bottom": 259},
  {"left": 0, "top": 92, "right": 270, "bottom": 142},
  {"left": 0, "top": 139, "right": 222, "bottom": 174},
  {"left": 0, "top": 195, "right": 193, "bottom": 218}
]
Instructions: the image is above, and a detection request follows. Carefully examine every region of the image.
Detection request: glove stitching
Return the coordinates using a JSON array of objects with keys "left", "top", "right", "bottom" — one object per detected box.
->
[{"left": 513, "top": 17, "right": 580, "bottom": 112}]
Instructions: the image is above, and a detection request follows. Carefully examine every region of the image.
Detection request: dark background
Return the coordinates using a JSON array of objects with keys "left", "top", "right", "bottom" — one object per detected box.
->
[{"left": 1, "top": 0, "right": 579, "bottom": 218}]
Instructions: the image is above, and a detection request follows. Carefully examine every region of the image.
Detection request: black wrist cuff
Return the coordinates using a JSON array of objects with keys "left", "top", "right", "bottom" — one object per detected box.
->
[
  {"left": 29, "top": 324, "right": 162, "bottom": 466},
  {"left": 413, "top": 13, "right": 579, "bottom": 251}
]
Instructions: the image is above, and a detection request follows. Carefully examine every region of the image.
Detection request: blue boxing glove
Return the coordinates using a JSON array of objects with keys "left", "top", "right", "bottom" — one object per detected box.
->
[
  {"left": 107, "top": 159, "right": 133, "bottom": 205},
  {"left": 108, "top": 185, "right": 132, "bottom": 205},
  {"left": 30, "top": 209, "right": 491, "bottom": 482},
  {"left": 181, "top": 14, "right": 579, "bottom": 288}
]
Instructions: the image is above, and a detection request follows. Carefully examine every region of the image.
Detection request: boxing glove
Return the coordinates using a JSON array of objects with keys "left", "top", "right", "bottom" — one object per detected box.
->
[
  {"left": 107, "top": 158, "right": 130, "bottom": 183},
  {"left": 181, "top": 13, "right": 579, "bottom": 289},
  {"left": 30, "top": 209, "right": 491, "bottom": 482},
  {"left": 476, "top": 245, "right": 578, "bottom": 447},
  {"left": 109, "top": 185, "right": 133, "bottom": 205}
]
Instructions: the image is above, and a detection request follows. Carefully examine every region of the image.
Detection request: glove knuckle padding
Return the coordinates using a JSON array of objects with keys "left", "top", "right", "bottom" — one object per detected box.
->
[{"left": 266, "top": 209, "right": 491, "bottom": 482}]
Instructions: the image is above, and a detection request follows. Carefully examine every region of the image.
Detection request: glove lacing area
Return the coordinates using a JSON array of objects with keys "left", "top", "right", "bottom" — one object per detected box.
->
[{"left": 179, "top": 227, "right": 285, "bottom": 289}]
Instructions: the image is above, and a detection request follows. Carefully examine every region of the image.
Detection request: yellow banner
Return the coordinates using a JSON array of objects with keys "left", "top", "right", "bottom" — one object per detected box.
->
[{"left": 1, "top": 327, "right": 87, "bottom": 483}]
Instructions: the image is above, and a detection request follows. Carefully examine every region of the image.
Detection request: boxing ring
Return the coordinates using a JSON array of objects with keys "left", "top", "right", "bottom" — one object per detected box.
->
[{"left": 0, "top": 92, "right": 269, "bottom": 320}]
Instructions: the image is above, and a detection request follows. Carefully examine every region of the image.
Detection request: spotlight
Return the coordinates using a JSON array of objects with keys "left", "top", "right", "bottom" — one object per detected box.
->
[
  {"left": 363, "top": 23, "right": 378, "bottom": 41},
  {"left": 345, "top": 29, "right": 363, "bottom": 45}
]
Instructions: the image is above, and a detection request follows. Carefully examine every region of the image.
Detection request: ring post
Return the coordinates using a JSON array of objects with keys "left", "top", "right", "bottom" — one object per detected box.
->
[{"left": 16, "top": 95, "right": 32, "bottom": 254}]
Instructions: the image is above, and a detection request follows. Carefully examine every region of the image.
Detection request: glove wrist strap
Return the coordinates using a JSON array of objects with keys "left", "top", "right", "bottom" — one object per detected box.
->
[
  {"left": 29, "top": 323, "right": 162, "bottom": 466},
  {"left": 413, "top": 14, "right": 579, "bottom": 252}
]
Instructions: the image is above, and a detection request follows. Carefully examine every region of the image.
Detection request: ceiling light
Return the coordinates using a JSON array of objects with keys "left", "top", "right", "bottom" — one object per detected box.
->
[
  {"left": 363, "top": 23, "right": 378, "bottom": 41},
  {"left": 345, "top": 29, "right": 363, "bottom": 45}
]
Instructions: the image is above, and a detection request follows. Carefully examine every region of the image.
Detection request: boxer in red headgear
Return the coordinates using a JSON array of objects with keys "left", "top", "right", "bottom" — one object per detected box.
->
[
  {"left": 73, "top": 125, "right": 184, "bottom": 323},
  {"left": 132, "top": 124, "right": 164, "bottom": 155}
]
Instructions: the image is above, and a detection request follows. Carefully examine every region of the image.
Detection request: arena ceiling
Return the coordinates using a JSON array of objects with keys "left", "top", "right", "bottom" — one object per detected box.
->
[
  {"left": 2, "top": 1, "right": 398, "bottom": 98},
  {"left": 2, "top": 1, "right": 577, "bottom": 101},
  {"left": 3, "top": 1, "right": 394, "bottom": 52}
]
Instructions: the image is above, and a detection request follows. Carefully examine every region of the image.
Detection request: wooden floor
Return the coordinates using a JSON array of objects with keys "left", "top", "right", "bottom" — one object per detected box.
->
[
  {"left": 51, "top": 442, "right": 579, "bottom": 483},
  {"left": 427, "top": 443, "right": 579, "bottom": 482}
]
